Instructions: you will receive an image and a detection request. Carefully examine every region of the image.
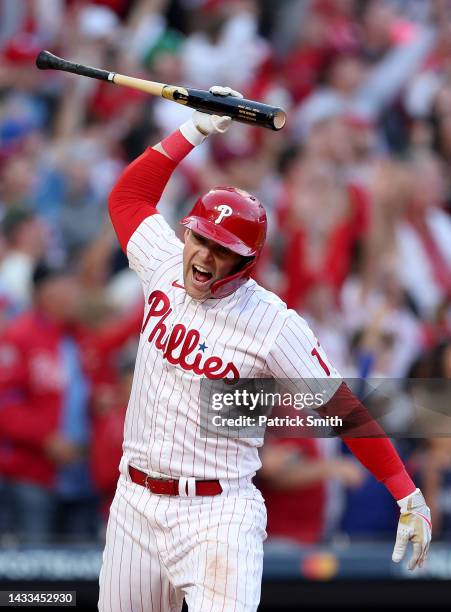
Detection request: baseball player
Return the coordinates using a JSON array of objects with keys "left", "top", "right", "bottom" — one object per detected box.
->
[{"left": 99, "top": 87, "right": 431, "bottom": 612}]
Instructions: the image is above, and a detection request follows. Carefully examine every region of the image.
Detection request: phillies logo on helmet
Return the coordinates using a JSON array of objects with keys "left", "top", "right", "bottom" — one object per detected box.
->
[{"left": 214, "top": 204, "right": 233, "bottom": 224}]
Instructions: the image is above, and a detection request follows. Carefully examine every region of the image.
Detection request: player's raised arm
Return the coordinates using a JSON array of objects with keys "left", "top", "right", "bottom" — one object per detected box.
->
[{"left": 108, "top": 86, "right": 242, "bottom": 253}]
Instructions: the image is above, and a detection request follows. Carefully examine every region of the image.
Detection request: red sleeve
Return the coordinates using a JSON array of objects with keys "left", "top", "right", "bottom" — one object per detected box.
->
[
  {"left": 108, "top": 147, "right": 178, "bottom": 252},
  {"left": 320, "top": 382, "right": 416, "bottom": 500},
  {"left": 343, "top": 437, "right": 415, "bottom": 499}
]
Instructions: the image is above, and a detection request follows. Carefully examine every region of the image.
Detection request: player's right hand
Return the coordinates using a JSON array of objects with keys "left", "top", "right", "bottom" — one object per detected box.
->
[
  {"left": 192, "top": 85, "right": 244, "bottom": 136},
  {"left": 392, "top": 488, "right": 432, "bottom": 570}
]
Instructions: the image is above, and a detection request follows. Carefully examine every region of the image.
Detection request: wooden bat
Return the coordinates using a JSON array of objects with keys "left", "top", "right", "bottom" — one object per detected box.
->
[{"left": 35, "top": 50, "right": 286, "bottom": 131}]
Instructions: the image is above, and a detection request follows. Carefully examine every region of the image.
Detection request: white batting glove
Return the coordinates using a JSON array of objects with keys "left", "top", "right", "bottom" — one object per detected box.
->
[
  {"left": 392, "top": 488, "right": 432, "bottom": 570},
  {"left": 209, "top": 85, "right": 243, "bottom": 99},
  {"left": 179, "top": 85, "right": 243, "bottom": 146}
]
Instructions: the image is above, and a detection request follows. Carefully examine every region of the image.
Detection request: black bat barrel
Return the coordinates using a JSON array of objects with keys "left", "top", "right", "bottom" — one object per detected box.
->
[{"left": 175, "top": 89, "right": 286, "bottom": 131}]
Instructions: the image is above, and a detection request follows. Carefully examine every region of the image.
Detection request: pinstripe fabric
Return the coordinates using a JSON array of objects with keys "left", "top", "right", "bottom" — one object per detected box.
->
[
  {"left": 99, "top": 475, "right": 185, "bottom": 612},
  {"left": 265, "top": 311, "right": 341, "bottom": 401},
  {"left": 99, "top": 213, "right": 342, "bottom": 611},
  {"left": 121, "top": 214, "right": 302, "bottom": 482},
  {"left": 99, "top": 475, "right": 266, "bottom": 612}
]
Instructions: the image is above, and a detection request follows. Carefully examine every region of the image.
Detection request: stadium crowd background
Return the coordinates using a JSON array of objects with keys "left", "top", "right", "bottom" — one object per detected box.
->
[{"left": 0, "top": 0, "right": 450, "bottom": 549}]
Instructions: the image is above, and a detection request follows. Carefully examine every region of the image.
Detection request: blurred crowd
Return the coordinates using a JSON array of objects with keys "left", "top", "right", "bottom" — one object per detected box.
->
[{"left": 0, "top": 0, "right": 451, "bottom": 547}]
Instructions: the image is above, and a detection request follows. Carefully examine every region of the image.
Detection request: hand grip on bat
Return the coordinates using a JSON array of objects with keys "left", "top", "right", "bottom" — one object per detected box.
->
[{"left": 164, "top": 87, "right": 286, "bottom": 131}]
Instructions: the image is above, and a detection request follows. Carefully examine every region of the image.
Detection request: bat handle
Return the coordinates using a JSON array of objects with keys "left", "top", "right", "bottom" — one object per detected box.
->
[{"left": 36, "top": 50, "right": 113, "bottom": 81}]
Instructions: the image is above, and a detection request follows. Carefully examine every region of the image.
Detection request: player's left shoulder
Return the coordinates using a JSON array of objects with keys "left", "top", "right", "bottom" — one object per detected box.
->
[
  {"left": 246, "top": 281, "right": 327, "bottom": 337},
  {"left": 241, "top": 279, "right": 288, "bottom": 313},
  {"left": 244, "top": 282, "right": 315, "bottom": 335},
  {"left": 233, "top": 280, "right": 295, "bottom": 349}
]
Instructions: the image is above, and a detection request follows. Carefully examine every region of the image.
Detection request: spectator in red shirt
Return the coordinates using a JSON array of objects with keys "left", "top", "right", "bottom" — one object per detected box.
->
[
  {"left": 91, "top": 355, "right": 135, "bottom": 519},
  {"left": 259, "top": 436, "right": 364, "bottom": 545},
  {"left": 0, "top": 262, "right": 85, "bottom": 542},
  {"left": 277, "top": 149, "right": 368, "bottom": 310}
]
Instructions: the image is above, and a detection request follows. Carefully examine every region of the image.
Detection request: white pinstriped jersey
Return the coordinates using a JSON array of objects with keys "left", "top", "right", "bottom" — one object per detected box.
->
[{"left": 122, "top": 214, "right": 340, "bottom": 482}]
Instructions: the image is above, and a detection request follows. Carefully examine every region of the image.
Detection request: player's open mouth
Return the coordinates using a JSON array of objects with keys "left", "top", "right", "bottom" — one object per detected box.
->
[{"left": 192, "top": 264, "right": 213, "bottom": 286}]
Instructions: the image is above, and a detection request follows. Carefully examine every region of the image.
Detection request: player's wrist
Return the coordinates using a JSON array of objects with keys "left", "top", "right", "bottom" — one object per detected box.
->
[
  {"left": 160, "top": 127, "right": 196, "bottom": 162},
  {"left": 383, "top": 467, "right": 416, "bottom": 500},
  {"left": 179, "top": 117, "right": 208, "bottom": 146},
  {"left": 397, "top": 488, "right": 424, "bottom": 510}
]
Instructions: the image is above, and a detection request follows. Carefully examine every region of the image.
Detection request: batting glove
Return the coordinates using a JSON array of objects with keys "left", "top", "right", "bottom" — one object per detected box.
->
[
  {"left": 392, "top": 488, "right": 432, "bottom": 570},
  {"left": 179, "top": 86, "right": 243, "bottom": 145}
]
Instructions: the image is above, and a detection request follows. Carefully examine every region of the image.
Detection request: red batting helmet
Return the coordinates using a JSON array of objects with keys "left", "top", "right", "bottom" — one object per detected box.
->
[{"left": 180, "top": 186, "right": 267, "bottom": 298}]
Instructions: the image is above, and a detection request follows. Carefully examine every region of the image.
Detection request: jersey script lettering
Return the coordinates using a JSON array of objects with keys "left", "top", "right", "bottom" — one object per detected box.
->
[{"left": 141, "top": 289, "right": 239, "bottom": 381}]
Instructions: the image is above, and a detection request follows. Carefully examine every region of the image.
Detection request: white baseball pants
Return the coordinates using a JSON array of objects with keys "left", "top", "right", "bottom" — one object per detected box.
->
[{"left": 98, "top": 473, "right": 267, "bottom": 612}]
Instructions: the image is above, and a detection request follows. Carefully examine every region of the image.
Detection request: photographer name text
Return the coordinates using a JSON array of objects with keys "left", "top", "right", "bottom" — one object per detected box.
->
[{"left": 211, "top": 415, "right": 343, "bottom": 427}]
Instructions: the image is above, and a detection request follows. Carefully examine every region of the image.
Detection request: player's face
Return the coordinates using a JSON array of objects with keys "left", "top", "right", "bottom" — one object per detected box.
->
[{"left": 183, "top": 230, "right": 243, "bottom": 299}]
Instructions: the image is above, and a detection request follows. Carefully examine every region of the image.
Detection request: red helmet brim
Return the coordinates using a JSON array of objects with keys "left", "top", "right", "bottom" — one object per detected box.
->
[{"left": 180, "top": 216, "right": 257, "bottom": 257}]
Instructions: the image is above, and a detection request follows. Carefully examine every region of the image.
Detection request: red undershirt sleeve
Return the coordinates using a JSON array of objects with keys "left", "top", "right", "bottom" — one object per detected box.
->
[
  {"left": 319, "top": 382, "right": 416, "bottom": 500},
  {"left": 108, "top": 147, "right": 179, "bottom": 252}
]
